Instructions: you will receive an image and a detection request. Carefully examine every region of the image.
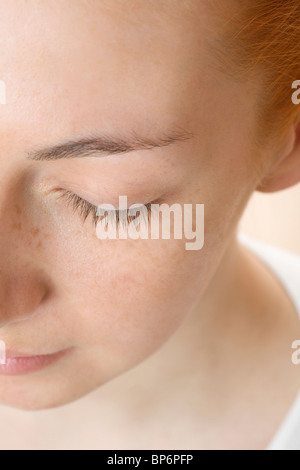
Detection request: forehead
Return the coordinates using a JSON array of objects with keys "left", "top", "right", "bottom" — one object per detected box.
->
[{"left": 0, "top": 0, "right": 215, "bottom": 151}]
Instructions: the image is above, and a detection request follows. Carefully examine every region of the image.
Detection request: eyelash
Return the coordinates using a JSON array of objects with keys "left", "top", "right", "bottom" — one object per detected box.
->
[{"left": 58, "top": 190, "right": 153, "bottom": 227}]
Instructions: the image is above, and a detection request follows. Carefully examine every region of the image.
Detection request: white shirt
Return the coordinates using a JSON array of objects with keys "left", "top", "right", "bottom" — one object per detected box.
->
[{"left": 238, "top": 233, "right": 300, "bottom": 450}]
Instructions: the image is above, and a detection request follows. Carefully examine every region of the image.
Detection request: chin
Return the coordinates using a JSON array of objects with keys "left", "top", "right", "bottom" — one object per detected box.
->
[{"left": 0, "top": 375, "right": 92, "bottom": 411}]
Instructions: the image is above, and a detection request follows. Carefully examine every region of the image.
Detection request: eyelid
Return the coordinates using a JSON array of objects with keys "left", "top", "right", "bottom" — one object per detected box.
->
[
  {"left": 42, "top": 167, "right": 169, "bottom": 207},
  {"left": 51, "top": 182, "right": 157, "bottom": 209},
  {"left": 58, "top": 190, "right": 153, "bottom": 227},
  {"left": 57, "top": 184, "right": 107, "bottom": 207}
]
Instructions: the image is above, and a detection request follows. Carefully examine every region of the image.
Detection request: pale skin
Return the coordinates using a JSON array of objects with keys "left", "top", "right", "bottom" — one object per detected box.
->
[{"left": 0, "top": 0, "right": 299, "bottom": 450}]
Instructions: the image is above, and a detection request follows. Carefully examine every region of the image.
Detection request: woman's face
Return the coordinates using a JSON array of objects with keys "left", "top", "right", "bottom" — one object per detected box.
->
[{"left": 0, "top": 0, "right": 262, "bottom": 409}]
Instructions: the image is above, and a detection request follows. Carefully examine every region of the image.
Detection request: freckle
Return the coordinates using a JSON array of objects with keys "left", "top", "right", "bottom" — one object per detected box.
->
[
  {"left": 31, "top": 228, "right": 40, "bottom": 237},
  {"left": 15, "top": 205, "right": 21, "bottom": 215},
  {"left": 37, "top": 241, "right": 42, "bottom": 249}
]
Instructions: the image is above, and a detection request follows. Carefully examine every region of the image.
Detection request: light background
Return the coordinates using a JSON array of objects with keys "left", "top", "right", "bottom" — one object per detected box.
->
[{"left": 239, "top": 184, "right": 300, "bottom": 255}]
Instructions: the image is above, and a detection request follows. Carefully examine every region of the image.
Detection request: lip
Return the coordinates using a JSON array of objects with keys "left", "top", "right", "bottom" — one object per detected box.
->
[{"left": 0, "top": 349, "right": 70, "bottom": 376}]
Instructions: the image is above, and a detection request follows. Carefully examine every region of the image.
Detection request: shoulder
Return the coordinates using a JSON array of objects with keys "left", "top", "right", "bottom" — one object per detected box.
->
[{"left": 238, "top": 233, "right": 300, "bottom": 450}]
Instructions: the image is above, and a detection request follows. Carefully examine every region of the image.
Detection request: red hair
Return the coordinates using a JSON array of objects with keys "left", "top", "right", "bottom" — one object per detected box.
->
[{"left": 212, "top": 1, "right": 300, "bottom": 145}]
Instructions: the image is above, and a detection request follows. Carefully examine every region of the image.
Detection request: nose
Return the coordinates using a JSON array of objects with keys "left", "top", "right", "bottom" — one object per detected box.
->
[
  {"left": 0, "top": 268, "right": 48, "bottom": 328},
  {"left": 0, "top": 167, "right": 51, "bottom": 328}
]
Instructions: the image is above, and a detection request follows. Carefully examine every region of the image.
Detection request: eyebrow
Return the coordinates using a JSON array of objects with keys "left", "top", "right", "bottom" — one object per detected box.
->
[{"left": 27, "top": 128, "right": 194, "bottom": 161}]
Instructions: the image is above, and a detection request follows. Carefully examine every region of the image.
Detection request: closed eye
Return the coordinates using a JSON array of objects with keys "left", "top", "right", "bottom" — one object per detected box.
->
[{"left": 58, "top": 190, "right": 153, "bottom": 227}]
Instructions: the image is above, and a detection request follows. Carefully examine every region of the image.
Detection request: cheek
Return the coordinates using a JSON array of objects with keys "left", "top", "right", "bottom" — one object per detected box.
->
[
  {"left": 45, "top": 229, "right": 210, "bottom": 369},
  {"left": 68, "top": 243, "right": 201, "bottom": 358}
]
